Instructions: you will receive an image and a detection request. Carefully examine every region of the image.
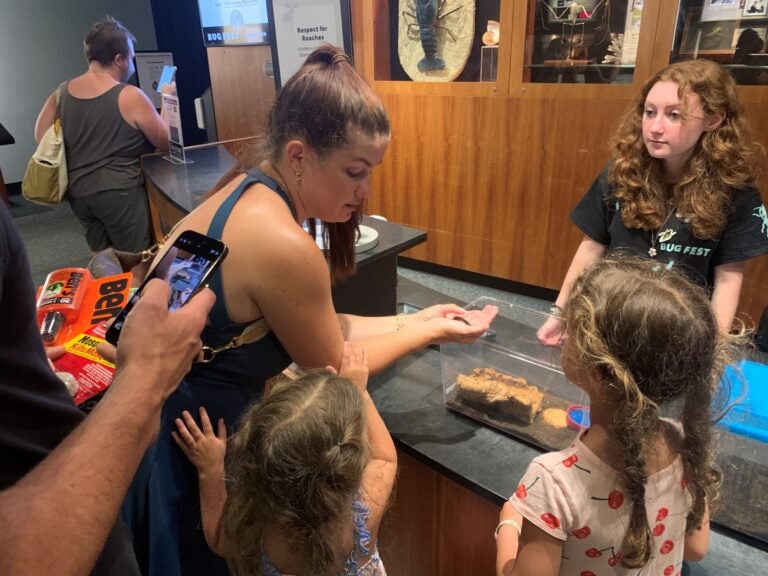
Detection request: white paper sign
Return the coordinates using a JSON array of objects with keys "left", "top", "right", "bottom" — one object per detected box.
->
[
  {"left": 272, "top": 0, "right": 346, "bottom": 85},
  {"left": 161, "top": 94, "right": 189, "bottom": 165},
  {"left": 701, "top": 0, "right": 741, "bottom": 22},
  {"left": 621, "top": 0, "right": 643, "bottom": 66}
]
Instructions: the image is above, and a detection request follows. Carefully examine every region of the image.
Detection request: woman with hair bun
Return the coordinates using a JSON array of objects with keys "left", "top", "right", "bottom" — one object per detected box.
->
[
  {"left": 538, "top": 59, "right": 768, "bottom": 345},
  {"left": 122, "top": 44, "right": 496, "bottom": 576}
]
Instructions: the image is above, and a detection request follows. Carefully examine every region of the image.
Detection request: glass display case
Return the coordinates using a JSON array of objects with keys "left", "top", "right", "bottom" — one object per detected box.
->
[
  {"left": 670, "top": 0, "right": 768, "bottom": 85},
  {"left": 441, "top": 297, "right": 589, "bottom": 452},
  {"left": 524, "top": 0, "right": 647, "bottom": 84},
  {"left": 373, "top": 0, "right": 501, "bottom": 82}
]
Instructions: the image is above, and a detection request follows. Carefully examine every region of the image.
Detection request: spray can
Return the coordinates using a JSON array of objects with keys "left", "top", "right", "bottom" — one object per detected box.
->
[{"left": 36, "top": 268, "right": 91, "bottom": 343}]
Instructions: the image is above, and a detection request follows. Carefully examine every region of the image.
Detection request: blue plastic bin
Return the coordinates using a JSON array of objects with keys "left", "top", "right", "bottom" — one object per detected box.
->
[{"left": 719, "top": 360, "right": 768, "bottom": 443}]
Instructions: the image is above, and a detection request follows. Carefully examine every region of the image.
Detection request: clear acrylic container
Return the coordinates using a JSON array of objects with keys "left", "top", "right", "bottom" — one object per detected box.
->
[{"left": 441, "top": 296, "right": 588, "bottom": 451}]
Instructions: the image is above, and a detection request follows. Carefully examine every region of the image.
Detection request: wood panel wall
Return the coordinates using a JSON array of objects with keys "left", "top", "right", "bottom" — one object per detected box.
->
[
  {"left": 207, "top": 45, "right": 276, "bottom": 141},
  {"left": 378, "top": 449, "right": 499, "bottom": 575},
  {"left": 371, "top": 92, "right": 629, "bottom": 290},
  {"left": 357, "top": 0, "right": 768, "bottom": 325},
  {"left": 202, "top": 2, "right": 768, "bottom": 324}
]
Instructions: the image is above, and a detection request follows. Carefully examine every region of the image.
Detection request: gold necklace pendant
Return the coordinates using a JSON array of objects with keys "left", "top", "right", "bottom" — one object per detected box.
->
[{"left": 648, "top": 209, "right": 676, "bottom": 259}]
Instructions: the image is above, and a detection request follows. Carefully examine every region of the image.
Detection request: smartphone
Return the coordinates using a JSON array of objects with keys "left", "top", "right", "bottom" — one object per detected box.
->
[
  {"left": 156, "top": 65, "right": 177, "bottom": 93},
  {"left": 105, "top": 230, "right": 227, "bottom": 345}
]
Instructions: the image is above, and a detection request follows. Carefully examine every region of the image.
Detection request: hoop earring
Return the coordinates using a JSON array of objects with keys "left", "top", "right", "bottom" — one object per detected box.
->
[{"left": 295, "top": 171, "right": 303, "bottom": 186}]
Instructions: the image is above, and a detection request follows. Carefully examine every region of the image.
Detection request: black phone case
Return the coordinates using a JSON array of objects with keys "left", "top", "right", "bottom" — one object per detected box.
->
[{"left": 104, "top": 230, "right": 227, "bottom": 345}]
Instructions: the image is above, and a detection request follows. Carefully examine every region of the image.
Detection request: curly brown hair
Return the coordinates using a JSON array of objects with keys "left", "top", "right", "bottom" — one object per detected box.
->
[
  {"left": 609, "top": 59, "right": 764, "bottom": 239},
  {"left": 221, "top": 371, "right": 368, "bottom": 576},
  {"left": 215, "top": 44, "right": 390, "bottom": 283},
  {"left": 564, "top": 256, "right": 744, "bottom": 569}
]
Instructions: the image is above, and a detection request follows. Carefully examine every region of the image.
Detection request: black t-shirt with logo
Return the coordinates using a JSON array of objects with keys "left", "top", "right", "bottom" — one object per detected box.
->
[{"left": 570, "top": 164, "right": 768, "bottom": 288}]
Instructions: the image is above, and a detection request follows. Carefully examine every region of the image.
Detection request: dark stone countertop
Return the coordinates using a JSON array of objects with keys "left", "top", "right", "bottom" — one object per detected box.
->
[
  {"left": 371, "top": 277, "right": 768, "bottom": 574},
  {"left": 143, "top": 144, "right": 236, "bottom": 213}
]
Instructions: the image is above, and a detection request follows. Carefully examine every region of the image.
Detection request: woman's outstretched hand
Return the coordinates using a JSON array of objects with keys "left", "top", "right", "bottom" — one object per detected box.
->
[
  {"left": 414, "top": 303, "right": 499, "bottom": 344},
  {"left": 410, "top": 303, "right": 468, "bottom": 322}
]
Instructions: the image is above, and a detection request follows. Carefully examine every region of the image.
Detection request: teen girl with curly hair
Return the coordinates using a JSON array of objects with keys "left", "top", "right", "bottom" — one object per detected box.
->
[{"left": 538, "top": 59, "right": 768, "bottom": 345}]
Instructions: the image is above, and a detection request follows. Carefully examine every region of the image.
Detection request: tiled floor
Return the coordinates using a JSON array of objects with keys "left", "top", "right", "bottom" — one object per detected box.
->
[{"left": 11, "top": 197, "right": 91, "bottom": 285}]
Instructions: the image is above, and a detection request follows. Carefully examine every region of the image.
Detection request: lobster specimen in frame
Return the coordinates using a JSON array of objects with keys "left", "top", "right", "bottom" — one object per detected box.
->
[
  {"left": 406, "top": 0, "right": 462, "bottom": 71},
  {"left": 398, "top": 0, "right": 474, "bottom": 81}
]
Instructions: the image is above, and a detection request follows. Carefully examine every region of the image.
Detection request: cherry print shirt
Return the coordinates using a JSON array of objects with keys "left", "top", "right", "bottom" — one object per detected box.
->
[{"left": 509, "top": 428, "right": 692, "bottom": 575}]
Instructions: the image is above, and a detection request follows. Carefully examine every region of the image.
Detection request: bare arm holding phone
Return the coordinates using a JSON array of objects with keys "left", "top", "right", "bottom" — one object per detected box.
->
[{"left": 0, "top": 282, "right": 214, "bottom": 575}]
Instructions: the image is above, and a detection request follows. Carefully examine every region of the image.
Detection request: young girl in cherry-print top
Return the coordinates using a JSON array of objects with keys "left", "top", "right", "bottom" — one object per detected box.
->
[{"left": 495, "top": 257, "right": 744, "bottom": 576}]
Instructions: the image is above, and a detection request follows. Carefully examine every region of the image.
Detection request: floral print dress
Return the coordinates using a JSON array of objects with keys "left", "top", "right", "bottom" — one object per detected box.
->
[{"left": 262, "top": 497, "right": 387, "bottom": 576}]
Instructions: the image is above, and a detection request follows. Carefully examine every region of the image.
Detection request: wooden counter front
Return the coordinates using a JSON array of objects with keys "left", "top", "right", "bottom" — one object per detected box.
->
[{"left": 378, "top": 449, "right": 498, "bottom": 576}]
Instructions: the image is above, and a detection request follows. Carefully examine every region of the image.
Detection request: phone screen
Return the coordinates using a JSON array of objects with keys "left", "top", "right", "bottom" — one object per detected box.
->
[
  {"left": 105, "top": 230, "right": 227, "bottom": 345},
  {"left": 156, "top": 65, "right": 177, "bottom": 93}
]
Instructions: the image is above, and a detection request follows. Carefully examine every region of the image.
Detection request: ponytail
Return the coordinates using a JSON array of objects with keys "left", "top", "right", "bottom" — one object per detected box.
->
[
  {"left": 222, "top": 371, "right": 368, "bottom": 575},
  {"left": 303, "top": 43, "right": 352, "bottom": 66}
]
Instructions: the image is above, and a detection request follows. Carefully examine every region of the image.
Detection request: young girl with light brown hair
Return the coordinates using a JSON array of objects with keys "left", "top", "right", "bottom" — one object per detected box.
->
[
  {"left": 173, "top": 342, "right": 394, "bottom": 576},
  {"left": 497, "top": 257, "right": 744, "bottom": 576},
  {"left": 538, "top": 59, "right": 768, "bottom": 345}
]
